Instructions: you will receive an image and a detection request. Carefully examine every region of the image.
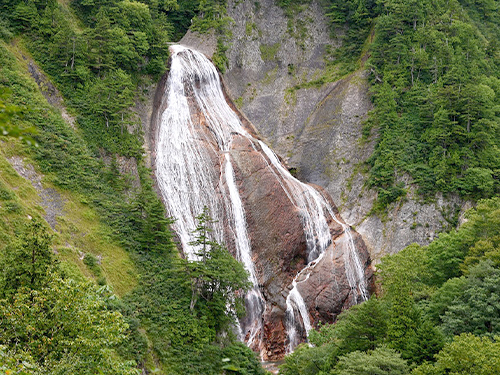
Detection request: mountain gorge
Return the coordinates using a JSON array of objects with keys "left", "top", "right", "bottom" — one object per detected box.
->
[{"left": 1, "top": 0, "right": 500, "bottom": 374}]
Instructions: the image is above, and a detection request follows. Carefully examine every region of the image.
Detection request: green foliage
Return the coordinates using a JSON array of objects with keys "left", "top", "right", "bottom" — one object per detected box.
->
[
  {"left": 406, "top": 320, "right": 445, "bottom": 365},
  {"left": 385, "top": 293, "right": 420, "bottom": 356},
  {"left": 327, "top": 296, "right": 389, "bottom": 355},
  {"left": 365, "top": 0, "right": 500, "bottom": 208},
  {"left": 75, "top": 69, "right": 140, "bottom": 156},
  {"left": 213, "top": 37, "right": 229, "bottom": 73},
  {"left": 0, "top": 275, "right": 139, "bottom": 374},
  {"left": 0, "top": 345, "right": 37, "bottom": 375},
  {"left": 220, "top": 342, "right": 266, "bottom": 375},
  {"left": 332, "top": 346, "right": 409, "bottom": 375},
  {"left": 191, "top": 0, "right": 231, "bottom": 34},
  {"left": 117, "top": 208, "right": 258, "bottom": 374},
  {"left": 259, "top": 43, "right": 280, "bottom": 61},
  {"left": 377, "top": 242, "right": 431, "bottom": 298},
  {"left": 426, "top": 198, "right": 500, "bottom": 285},
  {"left": 385, "top": 293, "right": 444, "bottom": 364},
  {"left": 0, "top": 218, "right": 137, "bottom": 374},
  {"left": 283, "top": 0, "right": 500, "bottom": 209},
  {"left": 0, "top": 88, "right": 37, "bottom": 145},
  {"left": 0, "top": 218, "right": 55, "bottom": 298},
  {"left": 325, "top": 0, "right": 378, "bottom": 71},
  {"left": 182, "top": 207, "right": 251, "bottom": 332},
  {"left": 425, "top": 276, "right": 467, "bottom": 323},
  {"left": 279, "top": 342, "right": 338, "bottom": 375},
  {"left": 281, "top": 297, "right": 396, "bottom": 374},
  {"left": 412, "top": 333, "right": 500, "bottom": 375},
  {"left": 380, "top": 198, "right": 500, "bottom": 359},
  {"left": 0, "top": 2, "right": 263, "bottom": 374},
  {"left": 83, "top": 253, "right": 105, "bottom": 283},
  {"left": 425, "top": 230, "right": 471, "bottom": 286},
  {"left": 461, "top": 197, "right": 500, "bottom": 269},
  {"left": 1, "top": 29, "right": 248, "bottom": 372},
  {"left": 0, "top": 0, "right": 173, "bottom": 157},
  {"left": 439, "top": 261, "right": 500, "bottom": 337}
]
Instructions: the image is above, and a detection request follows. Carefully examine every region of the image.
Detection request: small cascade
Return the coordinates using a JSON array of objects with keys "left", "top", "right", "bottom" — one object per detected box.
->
[
  {"left": 224, "top": 153, "right": 265, "bottom": 353},
  {"left": 155, "top": 45, "right": 369, "bottom": 357},
  {"left": 284, "top": 256, "right": 323, "bottom": 351},
  {"left": 257, "top": 141, "right": 368, "bottom": 349},
  {"left": 323, "top": 204, "right": 369, "bottom": 302}
]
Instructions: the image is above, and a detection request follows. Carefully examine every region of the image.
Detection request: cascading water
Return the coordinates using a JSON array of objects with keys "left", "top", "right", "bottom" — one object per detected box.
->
[
  {"left": 224, "top": 153, "right": 265, "bottom": 351},
  {"left": 156, "top": 45, "right": 265, "bottom": 354},
  {"left": 257, "top": 141, "right": 368, "bottom": 350},
  {"left": 155, "top": 45, "right": 369, "bottom": 357}
]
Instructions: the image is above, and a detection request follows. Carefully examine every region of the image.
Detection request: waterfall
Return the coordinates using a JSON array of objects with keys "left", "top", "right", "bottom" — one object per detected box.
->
[
  {"left": 258, "top": 141, "right": 368, "bottom": 349},
  {"left": 155, "top": 45, "right": 368, "bottom": 356},
  {"left": 156, "top": 45, "right": 265, "bottom": 353},
  {"left": 224, "top": 153, "right": 265, "bottom": 352}
]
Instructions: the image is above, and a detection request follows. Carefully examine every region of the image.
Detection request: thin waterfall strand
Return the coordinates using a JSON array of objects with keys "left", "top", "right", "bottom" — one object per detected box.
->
[{"left": 224, "top": 154, "right": 265, "bottom": 352}]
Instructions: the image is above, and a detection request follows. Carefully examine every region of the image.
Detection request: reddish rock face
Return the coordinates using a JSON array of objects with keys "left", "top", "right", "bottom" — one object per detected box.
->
[
  {"left": 299, "top": 230, "right": 373, "bottom": 325},
  {"left": 152, "top": 48, "right": 374, "bottom": 361},
  {"left": 199, "top": 130, "right": 374, "bottom": 360},
  {"left": 225, "top": 134, "right": 373, "bottom": 360}
]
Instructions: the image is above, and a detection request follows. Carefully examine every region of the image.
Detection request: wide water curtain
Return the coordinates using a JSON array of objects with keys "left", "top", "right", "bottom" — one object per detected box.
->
[
  {"left": 155, "top": 45, "right": 368, "bottom": 356},
  {"left": 156, "top": 45, "right": 266, "bottom": 353}
]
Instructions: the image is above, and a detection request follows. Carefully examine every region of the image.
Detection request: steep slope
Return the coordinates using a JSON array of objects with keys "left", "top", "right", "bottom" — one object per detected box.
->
[
  {"left": 151, "top": 46, "right": 373, "bottom": 359},
  {"left": 178, "top": 0, "right": 471, "bottom": 262},
  {"left": 0, "top": 41, "right": 138, "bottom": 295}
]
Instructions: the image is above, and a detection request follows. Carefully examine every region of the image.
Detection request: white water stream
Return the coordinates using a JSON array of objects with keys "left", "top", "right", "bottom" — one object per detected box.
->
[
  {"left": 258, "top": 141, "right": 368, "bottom": 350},
  {"left": 156, "top": 45, "right": 265, "bottom": 353},
  {"left": 155, "top": 45, "right": 367, "bottom": 354}
]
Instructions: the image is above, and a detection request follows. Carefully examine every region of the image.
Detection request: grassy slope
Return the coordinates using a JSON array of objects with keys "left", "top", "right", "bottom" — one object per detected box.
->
[{"left": 0, "top": 40, "right": 137, "bottom": 297}]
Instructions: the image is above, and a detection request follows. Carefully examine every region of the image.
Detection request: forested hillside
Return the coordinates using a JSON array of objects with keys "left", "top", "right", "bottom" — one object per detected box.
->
[
  {"left": 275, "top": 0, "right": 500, "bottom": 212},
  {"left": 0, "top": 0, "right": 263, "bottom": 373},
  {"left": 1, "top": 0, "right": 500, "bottom": 373},
  {"left": 276, "top": 0, "right": 500, "bottom": 373}
]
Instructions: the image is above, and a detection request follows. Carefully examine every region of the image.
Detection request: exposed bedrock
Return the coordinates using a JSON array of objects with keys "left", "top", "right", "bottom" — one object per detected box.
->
[
  {"left": 151, "top": 47, "right": 373, "bottom": 360},
  {"left": 216, "top": 0, "right": 469, "bottom": 262},
  {"left": 227, "top": 135, "right": 374, "bottom": 359}
]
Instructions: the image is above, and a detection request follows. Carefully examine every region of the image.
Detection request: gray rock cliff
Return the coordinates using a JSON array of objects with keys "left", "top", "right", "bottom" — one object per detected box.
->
[{"left": 217, "top": 0, "right": 468, "bottom": 262}]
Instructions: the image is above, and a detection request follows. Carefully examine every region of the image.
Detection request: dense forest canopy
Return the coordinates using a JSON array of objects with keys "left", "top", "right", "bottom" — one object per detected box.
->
[
  {"left": 1, "top": 0, "right": 500, "bottom": 373},
  {"left": 322, "top": 0, "right": 500, "bottom": 210}
]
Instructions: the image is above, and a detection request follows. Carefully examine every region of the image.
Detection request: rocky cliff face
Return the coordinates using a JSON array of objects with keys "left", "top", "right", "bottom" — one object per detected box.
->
[
  {"left": 151, "top": 46, "right": 373, "bottom": 360},
  {"left": 183, "top": 0, "right": 467, "bottom": 263},
  {"left": 228, "top": 135, "right": 373, "bottom": 359}
]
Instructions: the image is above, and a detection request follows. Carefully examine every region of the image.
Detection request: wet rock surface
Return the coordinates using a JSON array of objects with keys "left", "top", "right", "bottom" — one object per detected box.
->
[{"left": 151, "top": 48, "right": 373, "bottom": 359}]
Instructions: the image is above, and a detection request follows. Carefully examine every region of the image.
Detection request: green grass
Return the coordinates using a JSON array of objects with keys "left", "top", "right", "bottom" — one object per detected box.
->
[
  {"left": 259, "top": 43, "right": 280, "bottom": 61},
  {"left": 0, "top": 42, "right": 137, "bottom": 297}
]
